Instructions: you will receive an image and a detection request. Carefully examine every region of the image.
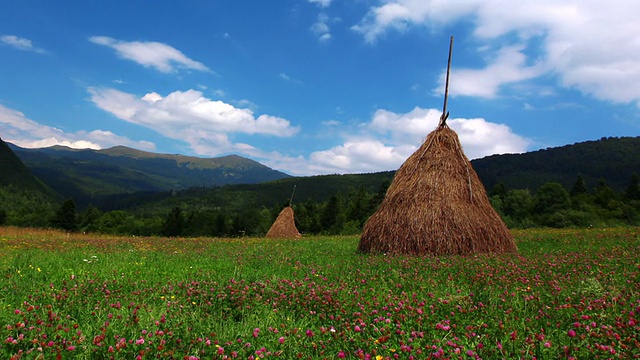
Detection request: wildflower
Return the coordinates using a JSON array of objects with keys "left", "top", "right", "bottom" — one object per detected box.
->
[
  {"left": 354, "top": 325, "right": 362, "bottom": 332},
  {"left": 544, "top": 341, "right": 551, "bottom": 348},
  {"left": 567, "top": 329, "right": 576, "bottom": 338},
  {"left": 253, "top": 328, "right": 260, "bottom": 338},
  {"left": 306, "top": 329, "right": 314, "bottom": 337},
  {"left": 337, "top": 350, "right": 346, "bottom": 358},
  {"left": 279, "top": 337, "right": 285, "bottom": 344},
  {"left": 217, "top": 346, "right": 225, "bottom": 355},
  {"left": 136, "top": 338, "right": 145, "bottom": 345}
]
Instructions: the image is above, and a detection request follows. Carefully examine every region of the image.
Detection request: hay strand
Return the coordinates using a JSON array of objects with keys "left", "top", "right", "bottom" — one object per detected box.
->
[
  {"left": 266, "top": 206, "right": 301, "bottom": 239},
  {"left": 358, "top": 126, "right": 517, "bottom": 256}
]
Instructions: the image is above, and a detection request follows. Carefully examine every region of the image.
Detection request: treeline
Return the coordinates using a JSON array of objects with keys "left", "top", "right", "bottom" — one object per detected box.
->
[{"left": 2, "top": 174, "right": 640, "bottom": 236}]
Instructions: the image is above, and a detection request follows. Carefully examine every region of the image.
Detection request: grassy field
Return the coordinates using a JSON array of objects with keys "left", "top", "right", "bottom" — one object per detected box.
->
[{"left": 0, "top": 226, "right": 638, "bottom": 359}]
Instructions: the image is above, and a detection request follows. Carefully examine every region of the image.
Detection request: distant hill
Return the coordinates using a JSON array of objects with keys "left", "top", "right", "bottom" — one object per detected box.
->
[
  {"left": 7, "top": 136, "right": 640, "bottom": 214},
  {"left": 0, "top": 137, "right": 58, "bottom": 198},
  {"left": 472, "top": 136, "right": 640, "bottom": 192},
  {"left": 125, "top": 136, "right": 640, "bottom": 214},
  {"left": 9, "top": 144, "right": 291, "bottom": 207}
]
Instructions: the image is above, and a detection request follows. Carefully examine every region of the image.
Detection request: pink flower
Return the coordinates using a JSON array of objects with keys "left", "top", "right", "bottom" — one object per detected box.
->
[
  {"left": 217, "top": 346, "right": 225, "bottom": 355},
  {"left": 279, "top": 336, "right": 285, "bottom": 344},
  {"left": 337, "top": 351, "right": 346, "bottom": 358},
  {"left": 253, "top": 328, "right": 260, "bottom": 338},
  {"left": 136, "top": 338, "right": 145, "bottom": 345},
  {"left": 544, "top": 341, "right": 551, "bottom": 348},
  {"left": 567, "top": 330, "right": 576, "bottom": 338},
  {"left": 306, "top": 329, "right": 314, "bottom": 337},
  {"left": 66, "top": 346, "right": 76, "bottom": 351},
  {"left": 354, "top": 325, "right": 361, "bottom": 332}
]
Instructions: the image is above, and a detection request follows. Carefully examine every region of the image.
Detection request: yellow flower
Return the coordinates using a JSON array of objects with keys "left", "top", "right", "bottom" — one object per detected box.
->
[{"left": 376, "top": 356, "right": 383, "bottom": 360}]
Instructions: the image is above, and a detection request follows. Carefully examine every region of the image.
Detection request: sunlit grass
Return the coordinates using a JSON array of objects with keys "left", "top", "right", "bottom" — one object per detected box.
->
[{"left": 1, "top": 226, "right": 638, "bottom": 359}]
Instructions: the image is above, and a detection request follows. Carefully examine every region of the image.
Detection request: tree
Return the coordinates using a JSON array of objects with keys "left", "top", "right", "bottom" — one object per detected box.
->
[
  {"left": 0, "top": 209, "right": 6, "bottom": 226},
  {"left": 490, "top": 182, "right": 508, "bottom": 199},
  {"left": 321, "top": 194, "right": 346, "bottom": 233},
  {"left": 78, "top": 204, "right": 102, "bottom": 233},
  {"left": 532, "top": 182, "right": 571, "bottom": 215},
  {"left": 161, "top": 206, "right": 185, "bottom": 237},
  {"left": 570, "top": 175, "right": 588, "bottom": 196},
  {"left": 625, "top": 173, "right": 640, "bottom": 201},
  {"left": 593, "top": 178, "right": 617, "bottom": 209},
  {"left": 503, "top": 189, "right": 533, "bottom": 226},
  {"left": 51, "top": 199, "right": 78, "bottom": 231}
]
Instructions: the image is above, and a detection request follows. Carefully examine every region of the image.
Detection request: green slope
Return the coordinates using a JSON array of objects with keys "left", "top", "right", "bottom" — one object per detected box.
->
[{"left": 10, "top": 144, "right": 291, "bottom": 207}]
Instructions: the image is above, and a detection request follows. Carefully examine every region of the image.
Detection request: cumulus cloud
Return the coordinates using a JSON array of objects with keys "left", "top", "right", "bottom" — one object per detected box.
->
[
  {"left": 353, "top": 0, "right": 640, "bottom": 106},
  {"left": 0, "top": 104, "right": 155, "bottom": 151},
  {"left": 1, "top": 35, "right": 45, "bottom": 53},
  {"left": 89, "top": 36, "right": 210, "bottom": 73},
  {"left": 258, "top": 106, "right": 529, "bottom": 176},
  {"left": 88, "top": 87, "right": 300, "bottom": 155}
]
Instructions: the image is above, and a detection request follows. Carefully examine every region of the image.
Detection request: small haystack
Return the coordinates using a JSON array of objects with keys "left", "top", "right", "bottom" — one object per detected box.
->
[
  {"left": 266, "top": 186, "right": 301, "bottom": 239},
  {"left": 266, "top": 206, "right": 301, "bottom": 239},
  {"left": 358, "top": 36, "right": 516, "bottom": 256}
]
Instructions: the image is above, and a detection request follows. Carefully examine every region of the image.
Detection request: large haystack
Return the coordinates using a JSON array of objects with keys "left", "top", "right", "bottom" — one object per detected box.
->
[
  {"left": 358, "top": 123, "right": 517, "bottom": 256},
  {"left": 266, "top": 206, "right": 301, "bottom": 239}
]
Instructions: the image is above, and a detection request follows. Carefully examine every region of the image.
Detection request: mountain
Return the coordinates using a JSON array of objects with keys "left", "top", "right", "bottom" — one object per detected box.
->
[
  {"left": 472, "top": 136, "right": 640, "bottom": 192},
  {"left": 8, "top": 144, "right": 291, "bottom": 207},
  {"left": 7, "top": 136, "right": 640, "bottom": 214},
  {"left": 0, "top": 137, "right": 58, "bottom": 198}
]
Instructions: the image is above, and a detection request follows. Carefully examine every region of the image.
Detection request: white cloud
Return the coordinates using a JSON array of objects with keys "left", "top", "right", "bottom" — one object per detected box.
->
[
  {"left": 256, "top": 106, "right": 529, "bottom": 176},
  {"left": 88, "top": 87, "right": 300, "bottom": 156},
  {"left": 353, "top": 0, "right": 640, "bottom": 107},
  {"left": 1, "top": 35, "right": 45, "bottom": 53},
  {"left": 437, "top": 44, "right": 546, "bottom": 98},
  {"left": 308, "top": 0, "right": 332, "bottom": 8},
  {"left": 0, "top": 104, "right": 155, "bottom": 151},
  {"left": 89, "top": 36, "right": 210, "bottom": 73},
  {"left": 311, "top": 14, "right": 332, "bottom": 42}
]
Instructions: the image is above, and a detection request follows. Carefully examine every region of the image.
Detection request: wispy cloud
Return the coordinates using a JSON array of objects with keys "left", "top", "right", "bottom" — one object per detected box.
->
[
  {"left": 1, "top": 35, "right": 46, "bottom": 53},
  {"left": 278, "top": 72, "right": 302, "bottom": 84},
  {"left": 352, "top": 1, "right": 640, "bottom": 107},
  {"left": 89, "top": 36, "right": 211, "bottom": 74},
  {"left": 311, "top": 13, "right": 332, "bottom": 42},
  {"left": 308, "top": 0, "right": 332, "bottom": 8}
]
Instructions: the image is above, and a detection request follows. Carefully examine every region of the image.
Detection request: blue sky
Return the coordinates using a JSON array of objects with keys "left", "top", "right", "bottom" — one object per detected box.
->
[{"left": 1, "top": 1, "right": 639, "bottom": 176}]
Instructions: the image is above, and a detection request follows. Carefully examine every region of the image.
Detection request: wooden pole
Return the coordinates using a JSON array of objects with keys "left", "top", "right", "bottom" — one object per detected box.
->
[
  {"left": 439, "top": 36, "right": 454, "bottom": 127},
  {"left": 289, "top": 185, "right": 297, "bottom": 207}
]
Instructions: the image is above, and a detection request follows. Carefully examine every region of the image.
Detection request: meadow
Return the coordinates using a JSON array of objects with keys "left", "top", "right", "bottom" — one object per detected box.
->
[{"left": 0, "top": 226, "right": 638, "bottom": 359}]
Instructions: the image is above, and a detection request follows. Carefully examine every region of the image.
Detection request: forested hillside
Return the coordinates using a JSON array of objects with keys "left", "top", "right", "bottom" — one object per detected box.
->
[
  {"left": 473, "top": 136, "right": 640, "bottom": 191},
  {"left": 0, "top": 137, "right": 60, "bottom": 227},
  {"left": 3, "top": 136, "right": 640, "bottom": 235},
  {"left": 9, "top": 143, "right": 290, "bottom": 208}
]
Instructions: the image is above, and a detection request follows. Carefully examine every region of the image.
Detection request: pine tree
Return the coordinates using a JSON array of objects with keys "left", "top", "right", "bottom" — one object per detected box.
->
[
  {"left": 51, "top": 199, "right": 78, "bottom": 231},
  {"left": 161, "top": 206, "right": 185, "bottom": 237}
]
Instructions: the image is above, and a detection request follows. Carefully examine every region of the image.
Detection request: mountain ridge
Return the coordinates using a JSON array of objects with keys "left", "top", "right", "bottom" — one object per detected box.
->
[{"left": 8, "top": 143, "right": 291, "bottom": 207}]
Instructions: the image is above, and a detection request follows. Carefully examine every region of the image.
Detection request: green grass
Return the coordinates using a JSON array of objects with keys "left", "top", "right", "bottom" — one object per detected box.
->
[{"left": 0, "top": 226, "right": 639, "bottom": 359}]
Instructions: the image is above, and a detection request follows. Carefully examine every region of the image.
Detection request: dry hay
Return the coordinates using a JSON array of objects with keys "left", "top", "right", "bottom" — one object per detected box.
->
[
  {"left": 358, "top": 125, "right": 517, "bottom": 256},
  {"left": 266, "top": 206, "right": 301, "bottom": 239}
]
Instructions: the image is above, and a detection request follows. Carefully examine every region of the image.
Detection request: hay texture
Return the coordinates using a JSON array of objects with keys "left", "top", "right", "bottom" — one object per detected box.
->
[
  {"left": 358, "top": 125, "right": 516, "bottom": 256},
  {"left": 266, "top": 206, "right": 301, "bottom": 239}
]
